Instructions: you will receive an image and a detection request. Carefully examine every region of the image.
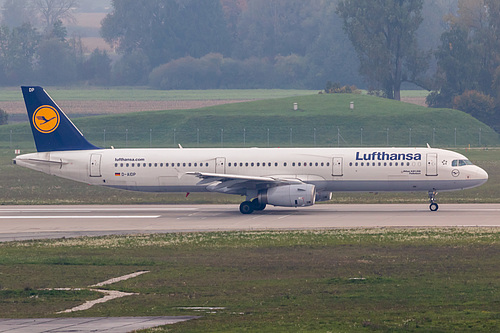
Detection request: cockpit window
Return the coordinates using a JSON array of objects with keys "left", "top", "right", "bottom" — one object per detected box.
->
[{"left": 452, "top": 159, "right": 473, "bottom": 167}]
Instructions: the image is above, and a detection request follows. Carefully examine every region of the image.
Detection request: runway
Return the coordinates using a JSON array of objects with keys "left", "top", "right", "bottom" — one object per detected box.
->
[{"left": 1, "top": 203, "right": 500, "bottom": 242}]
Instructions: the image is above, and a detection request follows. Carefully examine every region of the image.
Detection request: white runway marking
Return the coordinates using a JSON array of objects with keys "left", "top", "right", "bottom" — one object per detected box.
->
[
  {"left": 43, "top": 271, "right": 151, "bottom": 314},
  {"left": 0, "top": 215, "right": 160, "bottom": 219},
  {"left": 91, "top": 271, "right": 150, "bottom": 287}
]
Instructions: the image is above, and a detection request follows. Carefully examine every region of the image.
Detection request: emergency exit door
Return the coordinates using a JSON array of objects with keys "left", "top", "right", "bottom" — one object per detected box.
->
[{"left": 332, "top": 157, "right": 343, "bottom": 176}]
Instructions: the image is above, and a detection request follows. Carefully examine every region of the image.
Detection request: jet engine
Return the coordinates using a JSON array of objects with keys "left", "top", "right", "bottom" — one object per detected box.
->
[{"left": 258, "top": 184, "right": 316, "bottom": 207}]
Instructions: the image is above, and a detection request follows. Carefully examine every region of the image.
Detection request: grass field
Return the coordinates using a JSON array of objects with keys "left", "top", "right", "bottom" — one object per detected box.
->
[
  {"left": 0, "top": 87, "right": 316, "bottom": 102},
  {"left": 1, "top": 229, "right": 500, "bottom": 331},
  {"left": 1, "top": 93, "right": 498, "bottom": 149}
]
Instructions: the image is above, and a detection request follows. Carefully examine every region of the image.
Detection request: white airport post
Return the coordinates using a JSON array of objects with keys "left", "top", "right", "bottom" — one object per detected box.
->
[
  {"left": 293, "top": 102, "right": 298, "bottom": 111},
  {"left": 350, "top": 101, "right": 354, "bottom": 110}
]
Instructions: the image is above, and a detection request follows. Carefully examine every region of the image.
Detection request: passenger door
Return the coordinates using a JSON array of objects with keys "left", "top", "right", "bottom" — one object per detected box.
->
[
  {"left": 89, "top": 154, "right": 102, "bottom": 177},
  {"left": 426, "top": 153, "right": 438, "bottom": 176}
]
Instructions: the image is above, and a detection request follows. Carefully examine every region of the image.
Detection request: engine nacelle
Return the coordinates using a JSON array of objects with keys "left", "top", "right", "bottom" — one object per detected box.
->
[
  {"left": 258, "top": 184, "right": 316, "bottom": 207},
  {"left": 315, "top": 191, "right": 332, "bottom": 202}
]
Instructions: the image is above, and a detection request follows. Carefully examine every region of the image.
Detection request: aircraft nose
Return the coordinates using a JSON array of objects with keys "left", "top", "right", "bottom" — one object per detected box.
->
[{"left": 475, "top": 166, "right": 488, "bottom": 185}]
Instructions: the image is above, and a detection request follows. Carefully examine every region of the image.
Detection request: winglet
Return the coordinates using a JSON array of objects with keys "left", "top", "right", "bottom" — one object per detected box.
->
[{"left": 21, "top": 86, "right": 100, "bottom": 152}]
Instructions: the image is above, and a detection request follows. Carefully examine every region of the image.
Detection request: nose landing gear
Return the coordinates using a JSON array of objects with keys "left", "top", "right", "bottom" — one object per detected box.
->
[{"left": 428, "top": 190, "right": 439, "bottom": 211}]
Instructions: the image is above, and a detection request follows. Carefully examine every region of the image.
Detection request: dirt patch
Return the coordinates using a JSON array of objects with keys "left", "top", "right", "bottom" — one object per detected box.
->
[{"left": 1, "top": 100, "right": 252, "bottom": 116}]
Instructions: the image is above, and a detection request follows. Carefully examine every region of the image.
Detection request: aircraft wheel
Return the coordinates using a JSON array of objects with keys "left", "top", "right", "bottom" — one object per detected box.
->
[
  {"left": 429, "top": 203, "right": 439, "bottom": 212},
  {"left": 240, "top": 201, "right": 254, "bottom": 214},
  {"left": 252, "top": 198, "right": 266, "bottom": 211}
]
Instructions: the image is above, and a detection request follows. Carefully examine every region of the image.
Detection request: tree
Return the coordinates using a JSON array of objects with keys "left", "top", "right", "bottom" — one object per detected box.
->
[
  {"left": 31, "top": 0, "right": 78, "bottom": 33},
  {"left": 0, "top": 108, "right": 7, "bottom": 125},
  {"left": 336, "top": 0, "right": 429, "bottom": 100},
  {"left": 101, "top": 0, "right": 231, "bottom": 69},
  {"left": 0, "top": 23, "right": 40, "bottom": 84},
  {"left": 233, "top": 0, "right": 322, "bottom": 59},
  {"left": 431, "top": 0, "right": 500, "bottom": 105},
  {"left": 1, "top": 0, "right": 32, "bottom": 28},
  {"left": 81, "top": 49, "right": 111, "bottom": 85}
]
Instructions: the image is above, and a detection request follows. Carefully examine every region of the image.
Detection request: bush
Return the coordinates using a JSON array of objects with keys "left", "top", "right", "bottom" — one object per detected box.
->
[
  {"left": 453, "top": 90, "right": 495, "bottom": 124},
  {"left": 112, "top": 49, "right": 150, "bottom": 85},
  {"left": 426, "top": 88, "right": 454, "bottom": 108},
  {"left": 0, "top": 108, "right": 8, "bottom": 125},
  {"left": 149, "top": 54, "right": 275, "bottom": 89},
  {"left": 325, "top": 81, "right": 359, "bottom": 94},
  {"left": 80, "top": 49, "right": 111, "bottom": 85}
]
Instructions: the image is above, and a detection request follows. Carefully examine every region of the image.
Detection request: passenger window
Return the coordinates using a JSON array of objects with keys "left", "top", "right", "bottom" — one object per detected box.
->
[
  {"left": 154, "top": 163, "right": 157, "bottom": 167},
  {"left": 115, "top": 163, "right": 118, "bottom": 167},
  {"left": 361, "top": 162, "right": 364, "bottom": 166},
  {"left": 292, "top": 162, "right": 296, "bottom": 167},
  {"left": 275, "top": 162, "right": 278, "bottom": 167},
  {"left": 355, "top": 162, "right": 358, "bottom": 166},
  {"left": 349, "top": 162, "right": 353, "bottom": 166},
  {"left": 315, "top": 162, "right": 319, "bottom": 166},
  {"left": 257, "top": 162, "right": 260, "bottom": 167},
  {"left": 284, "top": 162, "right": 287, "bottom": 167}
]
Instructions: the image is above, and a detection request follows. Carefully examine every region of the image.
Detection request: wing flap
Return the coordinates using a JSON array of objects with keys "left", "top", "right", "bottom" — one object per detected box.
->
[{"left": 185, "top": 171, "right": 304, "bottom": 193}]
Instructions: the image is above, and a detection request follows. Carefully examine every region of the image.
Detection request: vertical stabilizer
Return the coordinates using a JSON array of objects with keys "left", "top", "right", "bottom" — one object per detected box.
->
[{"left": 21, "top": 86, "right": 99, "bottom": 152}]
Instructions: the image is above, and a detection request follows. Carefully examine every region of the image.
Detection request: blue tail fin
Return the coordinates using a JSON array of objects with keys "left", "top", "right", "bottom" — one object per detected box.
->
[{"left": 22, "top": 86, "right": 100, "bottom": 152}]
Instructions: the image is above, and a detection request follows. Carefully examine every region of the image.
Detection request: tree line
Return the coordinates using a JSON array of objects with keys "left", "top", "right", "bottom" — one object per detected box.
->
[{"left": 1, "top": 0, "right": 499, "bottom": 130}]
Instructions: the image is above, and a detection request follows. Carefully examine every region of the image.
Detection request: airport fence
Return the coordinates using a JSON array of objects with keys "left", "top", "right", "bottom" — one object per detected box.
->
[{"left": 1, "top": 125, "right": 497, "bottom": 152}]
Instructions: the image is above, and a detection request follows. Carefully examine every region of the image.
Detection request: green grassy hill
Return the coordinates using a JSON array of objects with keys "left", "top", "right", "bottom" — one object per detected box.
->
[{"left": 1, "top": 93, "right": 498, "bottom": 150}]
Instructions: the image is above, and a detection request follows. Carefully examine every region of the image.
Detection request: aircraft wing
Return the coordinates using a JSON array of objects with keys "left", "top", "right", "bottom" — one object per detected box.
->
[{"left": 186, "top": 171, "right": 303, "bottom": 194}]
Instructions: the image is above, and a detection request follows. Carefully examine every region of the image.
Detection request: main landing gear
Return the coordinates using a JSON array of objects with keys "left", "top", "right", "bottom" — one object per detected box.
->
[
  {"left": 239, "top": 198, "right": 266, "bottom": 214},
  {"left": 428, "top": 189, "right": 439, "bottom": 212}
]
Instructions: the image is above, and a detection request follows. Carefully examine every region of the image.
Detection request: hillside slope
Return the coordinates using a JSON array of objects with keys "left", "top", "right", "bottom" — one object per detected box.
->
[{"left": 1, "top": 94, "right": 498, "bottom": 149}]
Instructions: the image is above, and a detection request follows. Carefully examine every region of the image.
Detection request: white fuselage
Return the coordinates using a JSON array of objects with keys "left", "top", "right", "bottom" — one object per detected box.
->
[{"left": 14, "top": 147, "right": 488, "bottom": 196}]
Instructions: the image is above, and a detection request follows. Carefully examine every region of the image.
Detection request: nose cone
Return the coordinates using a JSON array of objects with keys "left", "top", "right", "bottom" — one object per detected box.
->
[
  {"left": 473, "top": 166, "right": 488, "bottom": 187},
  {"left": 478, "top": 166, "right": 488, "bottom": 183}
]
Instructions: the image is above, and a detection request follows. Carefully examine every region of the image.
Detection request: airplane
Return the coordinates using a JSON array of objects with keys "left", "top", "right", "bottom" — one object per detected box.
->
[{"left": 13, "top": 86, "right": 488, "bottom": 214}]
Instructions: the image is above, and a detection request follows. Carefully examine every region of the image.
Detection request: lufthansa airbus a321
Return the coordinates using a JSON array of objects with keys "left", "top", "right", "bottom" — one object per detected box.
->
[{"left": 14, "top": 86, "right": 488, "bottom": 214}]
